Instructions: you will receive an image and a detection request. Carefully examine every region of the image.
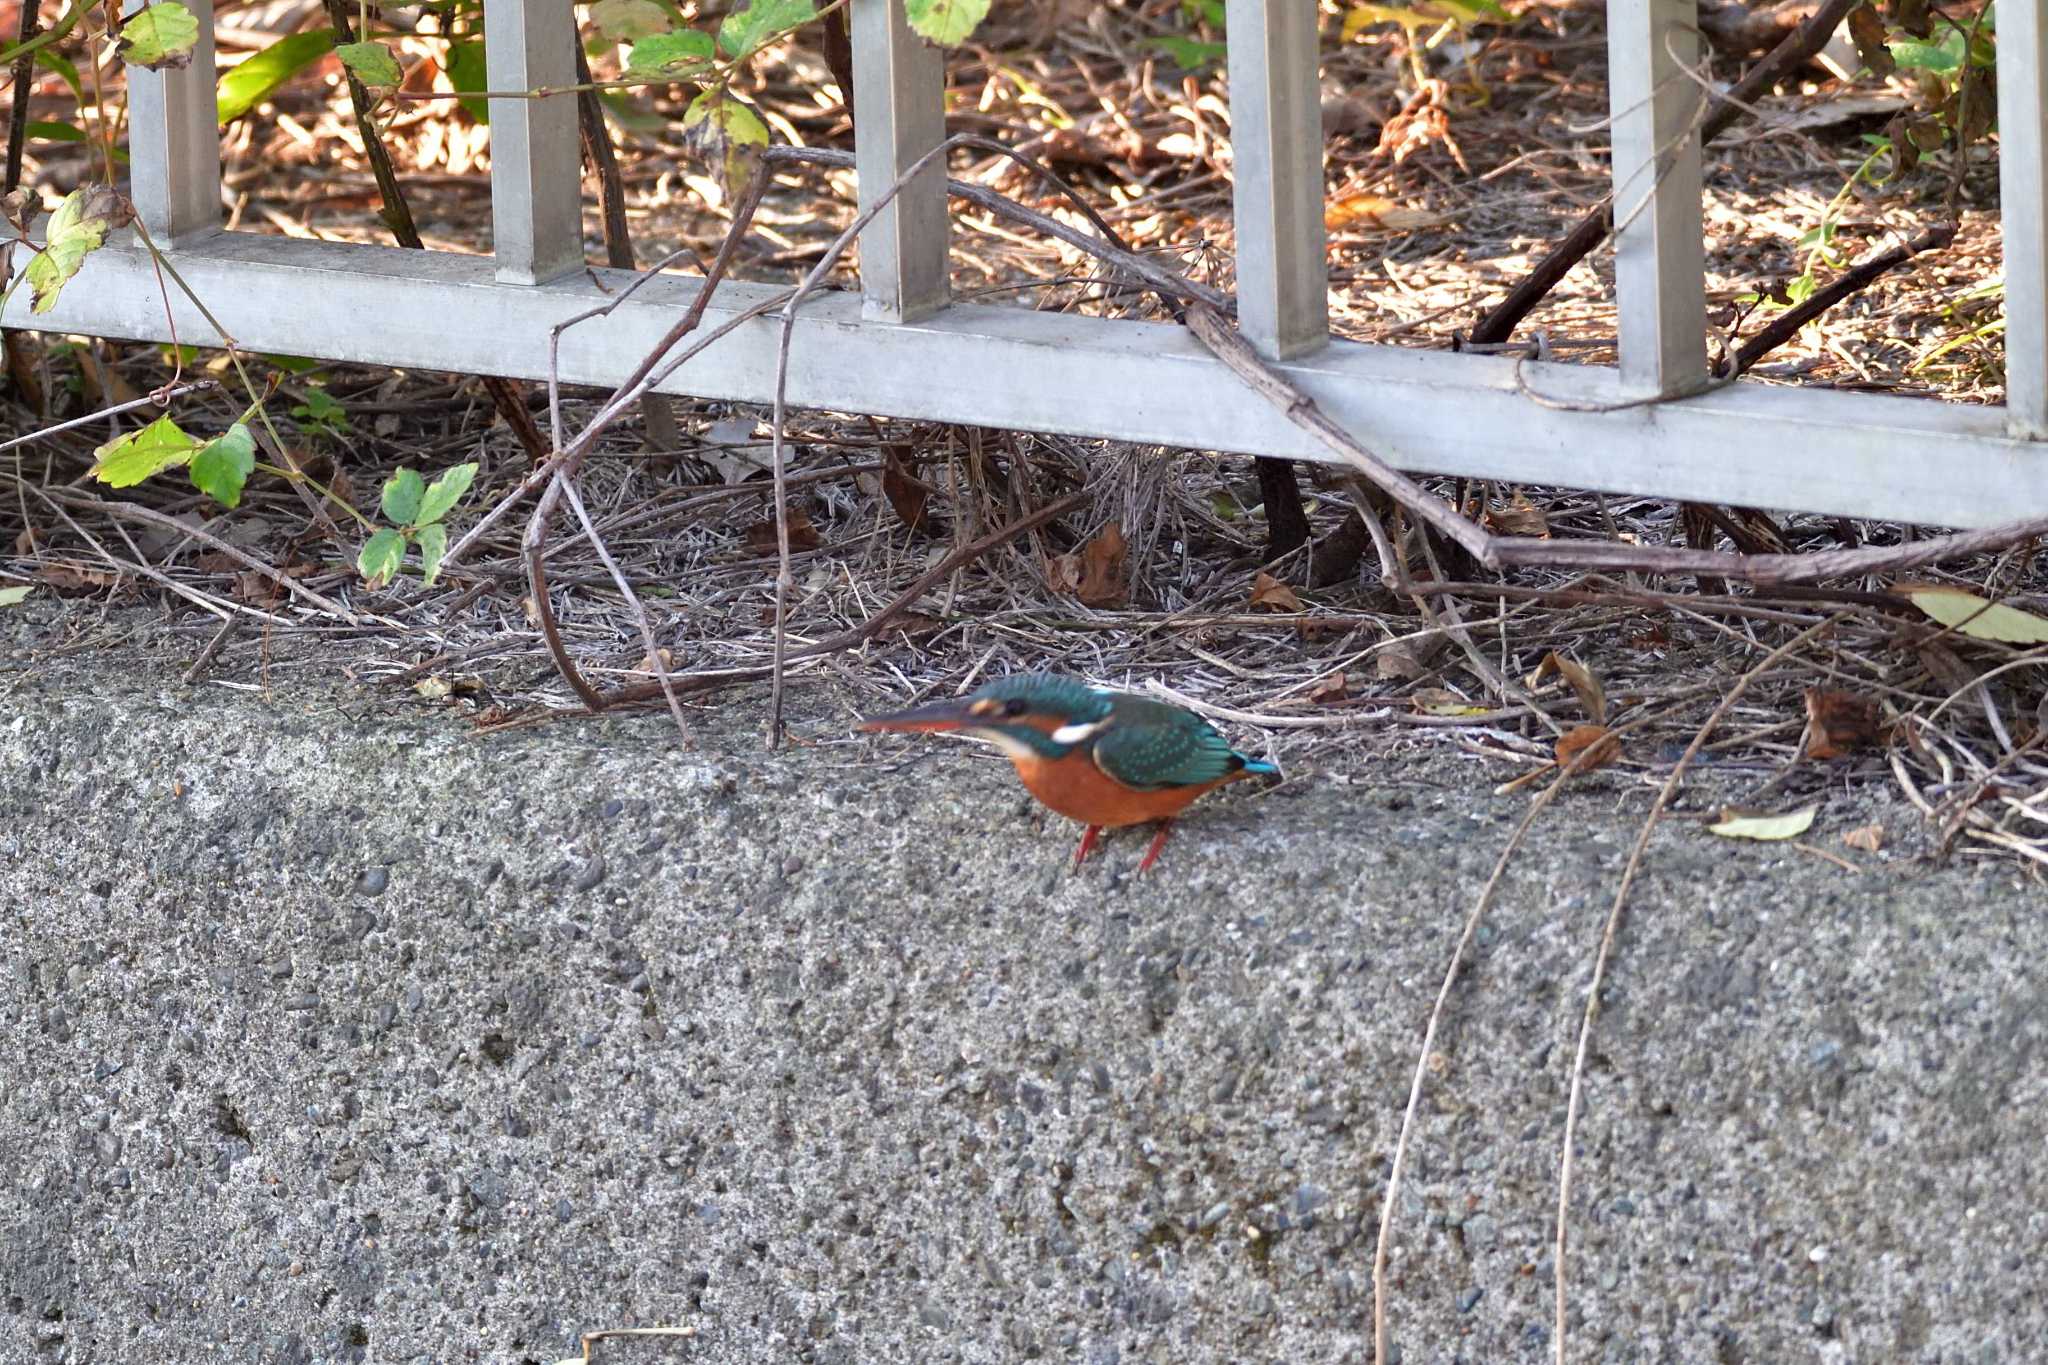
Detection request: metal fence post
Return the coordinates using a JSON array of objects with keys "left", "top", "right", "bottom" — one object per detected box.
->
[
  {"left": 850, "top": 0, "right": 949, "bottom": 322},
  {"left": 2000, "top": 0, "right": 2048, "bottom": 438},
  {"left": 124, "top": 0, "right": 222, "bottom": 245},
  {"left": 483, "top": 0, "right": 583, "bottom": 284},
  {"left": 1225, "top": 0, "right": 1328, "bottom": 360}
]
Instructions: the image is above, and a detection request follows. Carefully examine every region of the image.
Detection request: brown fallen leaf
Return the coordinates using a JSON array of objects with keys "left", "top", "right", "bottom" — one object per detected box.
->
[
  {"left": 1323, "top": 191, "right": 1446, "bottom": 233},
  {"left": 638, "top": 647, "right": 675, "bottom": 673},
  {"left": 1308, "top": 671, "right": 1349, "bottom": 704},
  {"left": 14, "top": 526, "right": 41, "bottom": 555},
  {"left": 1483, "top": 496, "right": 1549, "bottom": 538},
  {"left": 1555, "top": 724, "right": 1621, "bottom": 773},
  {"left": 1410, "top": 688, "right": 1489, "bottom": 717},
  {"left": 1376, "top": 638, "right": 1440, "bottom": 682},
  {"left": 1803, "top": 688, "right": 1884, "bottom": 760},
  {"left": 1628, "top": 622, "right": 1670, "bottom": 650},
  {"left": 1047, "top": 522, "right": 1128, "bottom": 608},
  {"left": 1840, "top": 823, "right": 1885, "bottom": 853},
  {"left": 1248, "top": 570, "right": 1303, "bottom": 613},
  {"left": 1529, "top": 651, "right": 1606, "bottom": 724},
  {"left": 880, "top": 448, "right": 929, "bottom": 532},
  {"left": 744, "top": 507, "right": 821, "bottom": 556},
  {"left": 36, "top": 562, "right": 121, "bottom": 592}
]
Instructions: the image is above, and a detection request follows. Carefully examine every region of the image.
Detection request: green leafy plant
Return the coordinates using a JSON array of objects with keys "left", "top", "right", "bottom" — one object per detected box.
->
[
  {"left": 357, "top": 463, "right": 478, "bottom": 589},
  {"left": 90, "top": 413, "right": 259, "bottom": 508},
  {"left": 1149, "top": 0, "right": 1227, "bottom": 72},
  {"left": 290, "top": 384, "right": 352, "bottom": 439}
]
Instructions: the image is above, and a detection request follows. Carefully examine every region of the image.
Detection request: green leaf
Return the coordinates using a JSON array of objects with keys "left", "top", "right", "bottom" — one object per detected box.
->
[
  {"left": 24, "top": 120, "right": 85, "bottom": 143},
  {"left": 415, "top": 522, "right": 449, "bottom": 586},
  {"left": 337, "top": 40, "right": 403, "bottom": 90},
  {"left": 189, "top": 423, "right": 257, "bottom": 508},
  {"left": 625, "top": 28, "right": 714, "bottom": 77},
  {"left": 1889, "top": 32, "right": 1964, "bottom": 75},
  {"left": 591, "top": 0, "right": 672, "bottom": 42},
  {"left": 1707, "top": 806, "right": 1818, "bottom": 841},
  {"left": 217, "top": 30, "right": 337, "bottom": 123},
  {"left": 1904, "top": 585, "right": 2048, "bottom": 644},
  {"left": 904, "top": 0, "right": 990, "bottom": 46},
  {"left": 1147, "top": 35, "right": 1227, "bottom": 69},
  {"left": 92, "top": 413, "right": 204, "bottom": 487},
  {"left": 36, "top": 49, "right": 85, "bottom": 103},
  {"left": 25, "top": 186, "right": 130, "bottom": 316},
  {"left": 1430, "top": 0, "right": 1508, "bottom": 21},
  {"left": 445, "top": 38, "right": 489, "bottom": 122},
  {"left": 380, "top": 467, "right": 427, "bottom": 525},
  {"left": 717, "top": 0, "right": 814, "bottom": 59},
  {"left": 682, "top": 88, "right": 769, "bottom": 196},
  {"left": 357, "top": 527, "right": 407, "bottom": 589},
  {"left": 414, "top": 461, "right": 477, "bottom": 526},
  {"left": 0, "top": 586, "right": 33, "bottom": 607},
  {"left": 117, "top": 2, "right": 201, "bottom": 70}
]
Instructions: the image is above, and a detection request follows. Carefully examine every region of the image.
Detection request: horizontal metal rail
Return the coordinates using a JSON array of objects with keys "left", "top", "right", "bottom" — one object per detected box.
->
[
  {"left": 6, "top": 0, "right": 2044, "bottom": 530},
  {"left": 11, "top": 231, "right": 2044, "bottom": 528}
]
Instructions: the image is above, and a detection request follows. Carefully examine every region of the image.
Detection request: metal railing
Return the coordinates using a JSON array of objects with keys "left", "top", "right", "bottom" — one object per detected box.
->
[{"left": 8, "top": 0, "right": 2047, "bottom": 528}]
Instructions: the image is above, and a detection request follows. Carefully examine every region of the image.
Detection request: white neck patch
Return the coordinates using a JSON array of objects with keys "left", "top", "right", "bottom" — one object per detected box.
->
[{"left": 1049, "top": 718, "right": 1113, "bottom": 746}]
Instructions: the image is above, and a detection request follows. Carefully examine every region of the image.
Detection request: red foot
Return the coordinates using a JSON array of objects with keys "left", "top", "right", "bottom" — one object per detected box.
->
[
  {"left": 1135, "top": 821, "right": 1174, "bottom": 875},
  {"left": 1072, "top": 825, "right": 1102, "bottom": 870}
]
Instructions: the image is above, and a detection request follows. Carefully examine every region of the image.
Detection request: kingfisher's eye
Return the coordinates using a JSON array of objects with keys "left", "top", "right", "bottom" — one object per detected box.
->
[{"left": 1003, "top": 698, "right": 1030, "bottom": 717}]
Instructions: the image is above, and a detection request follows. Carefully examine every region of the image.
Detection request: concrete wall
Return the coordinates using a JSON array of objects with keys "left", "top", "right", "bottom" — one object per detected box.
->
[{"left": 3, "top": 673, "right": 2042, "bottom": 1363}]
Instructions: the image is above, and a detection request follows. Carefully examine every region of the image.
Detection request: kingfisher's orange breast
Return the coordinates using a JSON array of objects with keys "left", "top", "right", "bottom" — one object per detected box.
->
[{"left": 1011, "top": 748, "right": 1235, "bottom": 828}]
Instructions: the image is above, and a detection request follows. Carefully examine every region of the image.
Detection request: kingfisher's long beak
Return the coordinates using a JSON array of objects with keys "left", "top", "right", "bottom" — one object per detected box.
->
[{"left": 857, "top": 699, "right": 982, "bottom": 734}]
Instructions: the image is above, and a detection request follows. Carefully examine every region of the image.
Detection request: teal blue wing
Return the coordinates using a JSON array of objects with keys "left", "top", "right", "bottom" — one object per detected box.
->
[{"left": 1091, "top": 714, "right": 1255, "bottom": 791}]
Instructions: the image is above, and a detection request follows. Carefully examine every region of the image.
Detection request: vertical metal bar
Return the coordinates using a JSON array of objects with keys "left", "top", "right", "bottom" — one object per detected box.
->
[
  {"left": 850, "top": 0, "right": 949, "bottom": 322},
  {"left": 483, "top": 0, "right": 582, "bottom": 284},
  {"left": 1999, "top": 0, "right": 2048, "bottom": 438},
  {"left": 1607, "top": 0, "right": 1707, "bottom": 397},
  {"left": 1225, "top": 0, "right": 1327, "bottom": 360},
  {"left": 124, "top": 0, "right": 221, "bottom": 244}
]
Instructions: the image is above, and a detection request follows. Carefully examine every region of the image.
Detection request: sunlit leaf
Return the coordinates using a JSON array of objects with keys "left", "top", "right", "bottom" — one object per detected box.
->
[
  {"left": 1707, "top": 806, "right": 1818, "bottom": 841},
  {"left": 25, "top": 186, "right": 131, "bottom": 315},
  {"left": 1903, "top": 585, "right": 2048, "bottom": 644},
  {"left": 444, "top": 38, "right": 489, "bottom": 122},
  {"left": 117, "top": 2, "right": 200, "bottom": 70},
  {"left": 0, "top": 586, "right": 32, "bottom": 607},
  {"left": 626, "top": 28, "right": 715, "bottom": 77},
  {"left": 357, "top": 527, "right": 406, "bottom": 588},
  {"left": 1528, "top": 650, "right": 1605, "bottom": 723},
  {"left": 414, "top": 462, "right": 477, "bottom": 526},
  {"left": 415, "top": 522, "right": 449, "bottom": 586},
  {"left": 189, "top": 423, "right": 257, "bottom": 508},
  {"left": 337, "top": 40, "right": 402, "bottom": 90},
  {"left": 905, "top": 0, "right": 992, "bottom": 46},
  {"left": 217, "top": 29, "right": 336, "bottom": 122},
  {"left": 591, "top": 0, "right": 672, "bottom": 42},
  {"left": 717, "top": 0, "right": 814, "bottom": 59},
  {"left": 681, "top": 88, "right": 769, "bottom": 196},
  {"left": 92, "top": 413, "right": 203, "bottom": 487},
  {"left": 1555, "top": 724, "right": 1620, "bottom": 773},
  {"left": 380, "top": 467, "right": 426, "bottom": 525}
]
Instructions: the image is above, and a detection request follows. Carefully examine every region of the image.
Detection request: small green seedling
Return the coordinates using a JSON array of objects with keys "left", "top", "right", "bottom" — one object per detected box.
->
[{"left": 357, "top": 463, "right": 478, "bottom": 590}]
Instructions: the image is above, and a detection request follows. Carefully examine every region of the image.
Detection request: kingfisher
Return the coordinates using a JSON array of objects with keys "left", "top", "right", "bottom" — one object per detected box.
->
[{"left": 857, "top": 674, "right": 1277, "bottom": 873}]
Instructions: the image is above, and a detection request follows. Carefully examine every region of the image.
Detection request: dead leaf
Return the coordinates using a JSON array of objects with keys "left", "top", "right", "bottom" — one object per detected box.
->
[
  {"left": 1708, "top": 806, "right": 1818, "bottom": 841},
  {"left": 1483, "top": 497, "right": 1549, "bottom": 538},
  {"left": 744, "top": 507, "right": 821, "bottom": 556},
  {"left": 1902, "top": 583, "right": 2048, "bottom": 644},
  {"left": 638, "top": 647, "right": 675, "bottom": 672},
  {"left": 1410, "top": 688, "right": 1489, "bottom": 718},
  {"left": 1803, "top": 688, "right": 1884, "bottom": 760},
  {"left": 1840, "top": 823, "right": 1884, "bottom": 853},
  {"left": 1375, "top": 637, "right": 1442, "bottom": 681},
  {"left": 880, "top": 448, "right": 929, "bottom": 532},
  {"left": 414, "top": 676, "right": 453, "bottom": 700},
  {"left": 1048, "top": 523, "right": 1128, "bottom": 608},
  {"left": 1308, "top": 671, "right": 1349, "bottom": 704},
  {"left": 1555, "top": 724, "right": 1621, "bottom": 773},
  {"left": 14, "top": 526, "right": 41, "bottom": 555},
  {"left": 1248, "top": 570, "right": 1303, "bottom": 613},
  {"left": 1529, "top": 651, "right": 1606, "bottom": 724},
  {"left": 1628, "top": 622, "right": 1670, "bottom": 650},
  {"left": 36, "top": 562, "right": 119, "bottom": 592},
  {"left": 1323, "top": 191, "right": 1445, "bottom": 232}
]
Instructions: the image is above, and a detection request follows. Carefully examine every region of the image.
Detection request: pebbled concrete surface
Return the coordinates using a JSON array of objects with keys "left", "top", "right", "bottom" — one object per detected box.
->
[{"left": 2, "top": 656, "right": 2045, "bottom": 1365}]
